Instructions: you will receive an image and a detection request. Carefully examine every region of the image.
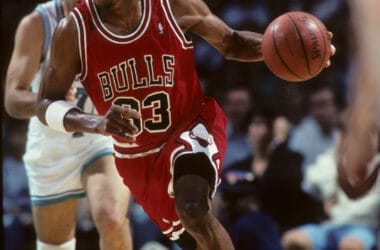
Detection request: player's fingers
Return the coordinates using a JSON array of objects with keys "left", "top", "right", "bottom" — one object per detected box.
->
[
  {"left": 328, "top": 31, "right": 333, "bottom": 39},
  {"left": 330, "top": 44, "right": 336, "bottom": 56},
  {"left": 120, "top": 117, "right": 139, "bottom": 134},
  {"left": 325, "top": 60, "right": 331, "bottom": 68},
  {"left": 108, "top": 112, "right": 139, "bottom": 135},
  {"left": 110, "top": 105, "right": 141, "bottom": 119},
  {"left": 106, "top": 124, "right": 137, "bottom": 142}
]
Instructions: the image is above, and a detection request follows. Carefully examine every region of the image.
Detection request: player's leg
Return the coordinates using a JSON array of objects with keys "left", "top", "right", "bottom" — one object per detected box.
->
[
  {"left": 82, "top": 154, "right": 132, "bottom": 250},
  {"left": 173, "top": 153, "right": 234, "bottom": 250},
  {"left": 32, "top": 199, "right": 78, "bottom": 249}
]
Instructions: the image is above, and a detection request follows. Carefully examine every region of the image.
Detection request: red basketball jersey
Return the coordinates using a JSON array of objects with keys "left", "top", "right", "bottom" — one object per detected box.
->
[{"left": 71, "top": 0, "right": 205, "bottom": 155}]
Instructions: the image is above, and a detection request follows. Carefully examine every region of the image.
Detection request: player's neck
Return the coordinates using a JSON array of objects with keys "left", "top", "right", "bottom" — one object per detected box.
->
[{"left": 96, "top": 0, "right": 143, "bottom": 35}]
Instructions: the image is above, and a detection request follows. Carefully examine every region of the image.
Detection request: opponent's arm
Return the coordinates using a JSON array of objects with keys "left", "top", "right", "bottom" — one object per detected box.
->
[
  {"left": 36, "top": 16, "right": 139, "bottom": 141},
  {"left": 5, "top": 12, "right": 44, "bottom": 119},
  {"left": 171, "top": 0, "right": 263, "bottom": 62}
]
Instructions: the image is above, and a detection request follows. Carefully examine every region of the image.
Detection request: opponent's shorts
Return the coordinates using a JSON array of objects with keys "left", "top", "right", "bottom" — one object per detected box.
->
[
  {"left": 114, "top": 98, "right": 227, "bottom": 241},
  {"left": 24, "top": 132, "right": 113, "bottom": 207}
]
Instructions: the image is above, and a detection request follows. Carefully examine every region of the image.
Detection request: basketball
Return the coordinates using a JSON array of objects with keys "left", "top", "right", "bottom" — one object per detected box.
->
[{"left": 262, "top": 11, "right": 331, "bottom": 82}]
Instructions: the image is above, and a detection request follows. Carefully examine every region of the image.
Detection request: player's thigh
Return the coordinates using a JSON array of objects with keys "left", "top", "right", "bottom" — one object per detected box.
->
[
  {"left": 82, "top": 155, "right": 130, "bottom": 215},
  {"left": 32, "top": 199, "right": 79, "bottom": 243}
]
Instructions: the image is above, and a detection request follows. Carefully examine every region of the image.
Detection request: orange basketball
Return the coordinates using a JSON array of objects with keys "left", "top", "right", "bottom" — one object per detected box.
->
[{"left": 262, "top": 12, "right": 331, "bottom": 82}]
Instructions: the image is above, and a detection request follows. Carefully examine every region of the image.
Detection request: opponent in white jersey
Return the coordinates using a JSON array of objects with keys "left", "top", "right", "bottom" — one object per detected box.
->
[{"left": 4, "top": 0, "right": 132, "bottom": 249}]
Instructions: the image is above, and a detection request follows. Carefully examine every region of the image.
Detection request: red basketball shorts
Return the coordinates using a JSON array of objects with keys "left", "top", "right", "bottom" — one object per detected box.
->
[{"left": 114, "top": 98, "right": 227, "bottom": 240}]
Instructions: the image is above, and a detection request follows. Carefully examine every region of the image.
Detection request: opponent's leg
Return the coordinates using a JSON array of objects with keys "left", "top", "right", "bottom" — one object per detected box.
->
[
  {"left": 32, "top": 199, "right": 78, "bottom": 249},
  {"left": 174, "top": 154, "right": 234, "bottom": 250},
  {"left": 82, "top": 155, "right": 132, "bottom": 250}
]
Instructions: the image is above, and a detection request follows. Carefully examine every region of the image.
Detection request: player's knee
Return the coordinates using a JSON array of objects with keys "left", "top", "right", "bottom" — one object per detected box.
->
[
  {"left": 92, "top": 203, "right": 126, "bottom": 235},
  {"left": 174, "top": 175, "right": 210, "bottom": 229},
  {"left": 37, "top": 238, "right": 76, "bottom": 250},
  {"left": 282, "top": 230, "right": 312, "bottom": 250},
  {"left": 339, "top": 237, "right": 364, "bottom": 250}
]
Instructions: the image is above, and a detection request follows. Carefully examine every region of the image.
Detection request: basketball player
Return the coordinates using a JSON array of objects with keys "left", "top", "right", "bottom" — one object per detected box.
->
[
  {"left": 336, "top": 0, "right": 380, "bottom": 199},
  {"left": 4, "top": 0, "right": 132, "bottom": 249},
  {"left": 35, "top": 0, "right": 334, "bottom": 249}
]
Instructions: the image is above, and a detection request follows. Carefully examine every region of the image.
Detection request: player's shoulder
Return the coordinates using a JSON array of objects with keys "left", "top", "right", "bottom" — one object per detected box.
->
[
  {"left": 54, "top": 15, "right": 78, "bottom": 39},
  {"left": 17, "top": 12, "right": 44, "bottom": 36},
  {"left": 12, "top": 12, "right": 45, "bottom": 50}
]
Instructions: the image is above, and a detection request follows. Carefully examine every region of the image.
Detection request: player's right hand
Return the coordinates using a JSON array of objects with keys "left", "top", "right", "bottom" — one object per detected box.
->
[{"left": 96, "top": 105, "right": 141, "bottom": 142}]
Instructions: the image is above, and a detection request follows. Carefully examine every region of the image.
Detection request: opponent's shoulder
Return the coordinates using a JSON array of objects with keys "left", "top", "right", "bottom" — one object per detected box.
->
[{"left": 16, "top": 12, "right": 44, "bottom": 41}]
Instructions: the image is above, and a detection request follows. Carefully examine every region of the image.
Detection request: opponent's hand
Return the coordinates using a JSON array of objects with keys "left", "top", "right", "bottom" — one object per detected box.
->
[
  {"left": 65, "top": 84, "right": 77, "bottom": 103},
  {"left": 96, "top": 105, "right": 141, "bottom": 142},
  {"left": 325, "top": 32, "right": 336, "bottom": 68}
]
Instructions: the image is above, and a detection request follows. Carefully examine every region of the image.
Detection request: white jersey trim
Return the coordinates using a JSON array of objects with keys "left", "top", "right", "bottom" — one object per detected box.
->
[
  {"left": 114, "top": 143, "right": 165, "bottom": 159},
  {"left": 160, "top": 0, "right": 193, "bottom": 50},
  {"left": 71, "top": 9, "right": 88, "bottom": 81},
  {"left": 86, "top": 0, "right": 151, "bottom": 44}
]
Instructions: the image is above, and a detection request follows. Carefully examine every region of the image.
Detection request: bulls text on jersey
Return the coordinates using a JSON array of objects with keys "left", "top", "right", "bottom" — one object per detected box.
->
[{"left": 97, "top": 54, "right": 175, "bottom": 101}]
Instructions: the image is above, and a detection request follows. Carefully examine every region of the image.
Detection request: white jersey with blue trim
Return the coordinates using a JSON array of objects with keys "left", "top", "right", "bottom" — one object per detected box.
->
[{"left": 24, "top": 0, "right": 113, "bottom": 167}]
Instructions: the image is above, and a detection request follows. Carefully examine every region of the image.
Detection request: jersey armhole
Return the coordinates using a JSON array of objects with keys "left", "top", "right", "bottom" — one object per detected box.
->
[
  {"left": 160, "top": 0, "right": 193, "bottom": 50},
  {"left": 34, "top": 6, "right": 51, "bottom": 61},
  {"left": 70, "top": 9, "right": 87, "bottom": 81}
]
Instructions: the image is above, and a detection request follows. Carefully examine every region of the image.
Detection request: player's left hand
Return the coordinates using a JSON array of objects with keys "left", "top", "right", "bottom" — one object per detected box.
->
[{"left": 95, "top": 105, "right": 141, "bottom": 142}]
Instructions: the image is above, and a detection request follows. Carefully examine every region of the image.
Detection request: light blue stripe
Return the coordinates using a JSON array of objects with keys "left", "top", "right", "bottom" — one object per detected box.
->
[
  {"left": 55, "top": 0, "right": 64, "bottom": 21},
  {"left": 81, "top": 149, "right": 114, "bottom": 174},
  {"left": 35, "top": 6, "right": 51, "bottom": 59},
  {"left": 32, "top": 188, "right": 85, "bottom": 199},
  {"left": 32, "top": 192, "right": 86, "bottom": 207}
]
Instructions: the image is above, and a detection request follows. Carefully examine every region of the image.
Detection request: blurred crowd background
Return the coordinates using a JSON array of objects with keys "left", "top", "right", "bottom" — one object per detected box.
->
[{"left": 2, "top": 0, "right": 380, "bottom": 249}]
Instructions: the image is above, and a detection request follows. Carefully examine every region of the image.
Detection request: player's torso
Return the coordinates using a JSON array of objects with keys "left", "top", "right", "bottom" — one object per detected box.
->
[
  {"left": 72, "top": 0, "right": 204, "bottom": 154},
  {"left": 26, "top": 0, "right": 109, "bottom": 155}
]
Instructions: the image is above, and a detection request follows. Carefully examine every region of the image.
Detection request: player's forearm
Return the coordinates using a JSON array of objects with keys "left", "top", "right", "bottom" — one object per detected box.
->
[
  {"left": 36, "top": 98, "right": 103, "bottom": 134},
  {"left": 223, "top": 30, "right": 263, "bottom": 62},
  {"left": 64, "top": 109, "right": 104, "bottom": 134},
  {"left": 5, "top": 88, "right": 37, "bottom": 119}
]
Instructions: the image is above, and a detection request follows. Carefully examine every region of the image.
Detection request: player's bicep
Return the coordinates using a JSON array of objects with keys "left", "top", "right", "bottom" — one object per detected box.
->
[
  {"left": 190, "top": 14, "right": 233, "bottom": 52},
  {"left": 39, "top": 16, "right": 81, "bottom": 101},
  {"left": 173, "top": 0, "right": 232, "bottom": 53},
  {"left": 37, "top": 16, "right": 81, "bottom": 124}
]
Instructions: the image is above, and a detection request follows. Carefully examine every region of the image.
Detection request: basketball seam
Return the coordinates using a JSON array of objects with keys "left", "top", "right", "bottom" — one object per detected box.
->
[
  {"left": 287, "top": 14, "right": 313, "bottom": 77},
  {"left": 310, "top": 15, "right": 328, "bottom": 74},
  {"left": 271, "top": 21, "right": 304, "bottom": 80}
]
